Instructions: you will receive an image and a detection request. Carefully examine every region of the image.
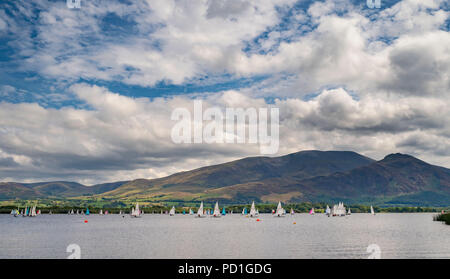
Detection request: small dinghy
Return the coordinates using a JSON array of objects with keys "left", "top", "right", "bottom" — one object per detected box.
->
[
  {"left": 212, "top": 202, "right": 221, "bottom": 218},
  {"left": 274, "top": 201, "right": 285, "bottom": 217},
  {"left": 169, "top": 206, "right": 176, "bottom": 216},
  {"left": 196, "top": 202, "right": 206, "bottom": 218}
]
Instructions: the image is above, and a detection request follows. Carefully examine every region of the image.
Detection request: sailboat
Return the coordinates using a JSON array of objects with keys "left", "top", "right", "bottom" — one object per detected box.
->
[
  {"left": 242, "top": 207, "right": 247, "bottom": 216},
  {"left": 197, "top": 202, "right": 206, "bottom": 218},
  {"left": 189, "top": 208, "right": 194, "bottom": 215},
  {"left": 29, "top": 206, "right": 37, "bottom": 217},
  {"left": 212, "top": 202, "right": 221, "bottom": 217},
  {"left": 325, "top": 205, "right": 331, "bottom": 216},
  {"left": 221, "top": 207, "right": 226, "bottom": 216},
  {"left": 182, "top": 209, "right": 186, "bottom": 215},
  {"left": 99, "top": 209, "right": 103, "bottom": 215},
  {"left": 169, "top": 206, "right": 176, "bottom": 216},
  {"left": 275, "top": 201, "right": 285, "bottom": 217},
  {"left": 290, "top": 208, "right": 295, "bottom": 215},
  {"left": 370, "top": 206, "right": 375, "bottom": 215},
  {"left": 309, "top": 208, "right": 315, "bottom": 215},
  {"left": 86, "top": 208, "right": 90, "bottom": 215},
  {"left": 347, "top": 208, "right": 351, "bottom": 215},
  {"left": 131, "top": 203, "right": 142, "bottom": 218},
  {"left": 249, "top": 201, "right": 258, "bottom": 217}
]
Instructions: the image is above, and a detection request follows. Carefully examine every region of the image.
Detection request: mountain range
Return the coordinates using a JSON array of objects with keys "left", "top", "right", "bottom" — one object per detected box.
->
[{"left": 1, "top": 150, "right": 450, "bottom": 206}]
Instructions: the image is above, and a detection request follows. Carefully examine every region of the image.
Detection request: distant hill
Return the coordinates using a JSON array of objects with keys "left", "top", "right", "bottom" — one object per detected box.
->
[
  {"left": 0, "top": 181, "right": 128, "bottom": 200},
  {"left": 295, "top": 153, "right": 450, "bottom": 206},
  {"left": 98, "top": 150, "right": 374, "bottom": 198},
  {"left": 1, "top": 150, "right": 450, "bottom": 206}
]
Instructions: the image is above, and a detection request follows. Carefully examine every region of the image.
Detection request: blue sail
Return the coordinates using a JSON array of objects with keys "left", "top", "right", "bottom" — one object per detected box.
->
[
  {"left": 244, "top": 208, "right": 247, "bottom": 214},
  {"left": 86, "top": 208, "right": 90, "bottom": 215},
  {"left": 183, "top": 209, "right": 186, "bottom": 215},
  {"left": 222, "top": 207, "right": 226, "bottom": 216}
]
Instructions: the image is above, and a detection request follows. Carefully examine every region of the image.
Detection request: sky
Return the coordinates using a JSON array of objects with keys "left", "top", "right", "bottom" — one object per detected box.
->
[{"left": 0, "top": 0, "right": 449, "bottom": 185}]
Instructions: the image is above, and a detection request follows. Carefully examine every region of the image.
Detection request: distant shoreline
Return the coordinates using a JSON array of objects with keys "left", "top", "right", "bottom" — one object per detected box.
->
[{"left": 1, "top": 203, "right": 447, "bottom": 214}]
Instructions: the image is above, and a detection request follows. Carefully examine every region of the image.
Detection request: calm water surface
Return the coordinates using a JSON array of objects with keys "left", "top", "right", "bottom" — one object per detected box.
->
[{"left": 0, "top": 213, "right": 448, "bottom": 259}]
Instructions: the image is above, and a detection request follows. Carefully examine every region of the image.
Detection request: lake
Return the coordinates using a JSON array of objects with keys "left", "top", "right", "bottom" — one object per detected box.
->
[{"left": 0, "top": 213, "right": 448, "bottom": 259}]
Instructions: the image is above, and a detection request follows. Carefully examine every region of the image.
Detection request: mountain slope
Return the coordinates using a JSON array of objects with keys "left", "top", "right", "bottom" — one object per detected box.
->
[
  {"left": 2, "top": 151, "right": 450, "bottom": 206},
  {"left": 0, "top": 181, "right": 128, "bottom": 200},
  {"left": 294, "top": 153, "right": 450, "bottom": 205},
  {"left": 99, "top": 152, "right": 450, "bottom": 206},
  {"left": 99, "top": 150, "right": 375, "bottom": 198}
]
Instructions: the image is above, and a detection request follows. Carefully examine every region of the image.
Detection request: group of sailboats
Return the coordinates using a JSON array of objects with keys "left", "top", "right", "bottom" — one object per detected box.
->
[
  {"left": 332, "top": 202, "right": 347, "bottom": 216},
  {"left": 195, "top": 201, "right": 225, "bottom": 218},
  {"left": 11, "top": 206, "right": 39, "bottom": 217},
  {"left": 67, "top": 208, "right": 90, "bottom": 215},
  {"left": 9, "top": 201, "right": 377, "bottom": 218}
]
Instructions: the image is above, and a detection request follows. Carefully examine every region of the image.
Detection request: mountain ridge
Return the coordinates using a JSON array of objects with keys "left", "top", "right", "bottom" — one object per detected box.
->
[{"left": 1, "top": 150, "right": 450, "bottom": 206}]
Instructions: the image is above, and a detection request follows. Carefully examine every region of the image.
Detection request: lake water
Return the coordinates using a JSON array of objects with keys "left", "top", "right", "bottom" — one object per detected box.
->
[{"left": 0, "top": 213, "right": 449, "bottom": 259}]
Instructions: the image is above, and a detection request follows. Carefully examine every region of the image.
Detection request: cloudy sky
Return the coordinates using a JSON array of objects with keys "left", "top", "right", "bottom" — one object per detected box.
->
[{"left": 0, "top": 0, "right": 449, "bottom": 185}]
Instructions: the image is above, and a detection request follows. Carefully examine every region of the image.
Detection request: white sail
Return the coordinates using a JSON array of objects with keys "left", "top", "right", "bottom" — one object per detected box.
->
[
  {"left": 169, "top": 206, "right": 176, "bottom": 216},
  {"left": 189, "top": 208, "right": 194, "bottom": 215},
  {"left": 370, "top": 206, "right": 375, "bottom": 215},
  {"left": 331, "top": 202, "right": 346, "bottom": 216},
  {"left": 347, "top": 208, "right": 351, "bottom": 215},
  {"left": 213, "top": 202, "right": 221, "bottom": 217},
  {"left": 290, "top": 208, "right": 295, "bottom": 215},
  {"left": 131, "top": 203, "right": 142, "bottom": 217},
  {"left": 99, "top": 209, "right": 103, "bottom": 215},
  {"left": 249, "top": 201, "right": 258, "bottom": 217},
  {"left": 275, "top": 201, "right": 285, "bottom": 217},
  {"left": 197, "top": 202, "right": 205, "bottom": 217},
  {"left": 30, "top": 206, "right": 37, "bottom": 217}
]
